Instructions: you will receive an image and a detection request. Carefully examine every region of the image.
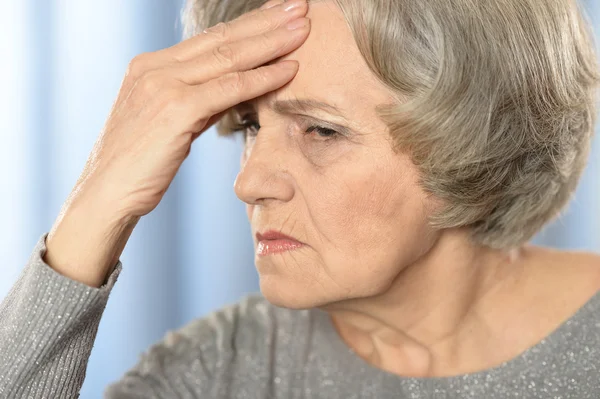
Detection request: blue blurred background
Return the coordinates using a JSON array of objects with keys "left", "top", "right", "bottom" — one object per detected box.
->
[{"left": 0, "top": 0, "right": 598, "bottom": 397}]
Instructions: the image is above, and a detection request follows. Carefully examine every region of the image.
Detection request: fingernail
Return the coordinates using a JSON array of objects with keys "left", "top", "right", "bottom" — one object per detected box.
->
[
  {"left": 260, "top": 0, "right": 283, "bottom": 10},
  {"left": 284, "top": 0, "right": 305, "bottom": 12},
  {"left": 285, "top": 17, "right": 309, "bottom": 30}
]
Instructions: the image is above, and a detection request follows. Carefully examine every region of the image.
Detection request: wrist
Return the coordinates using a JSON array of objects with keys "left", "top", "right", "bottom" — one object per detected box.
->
[{"left": 45, "top": 191, "right": 138, "bottom": 287}]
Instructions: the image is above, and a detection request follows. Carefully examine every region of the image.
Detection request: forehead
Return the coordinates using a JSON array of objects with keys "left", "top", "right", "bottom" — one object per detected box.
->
[{"left": 261, "top": 1, "right": 395, "bottom": 125}]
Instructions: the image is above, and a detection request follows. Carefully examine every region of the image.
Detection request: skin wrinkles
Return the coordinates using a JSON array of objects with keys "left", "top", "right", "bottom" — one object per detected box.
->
[
  {"left": 246, "top": 99, "right": 361, "bottom": 167},
  {"left": 235, "top": 96, "right": 365, "bottom": 136},
  {"left": 233, "top": 0, "right": 600, "bottom": 379},
  {"left": 233, "top": 0, "right": 442, "bottom": 369},
  {"left": 270, "top": 98, "right": 354, "bottom": 130}
]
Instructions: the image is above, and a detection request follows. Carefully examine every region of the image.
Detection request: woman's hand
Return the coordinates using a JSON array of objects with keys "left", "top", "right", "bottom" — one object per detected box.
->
[{"left": 44, "top": 0, "right": 310, "bottom": 287}]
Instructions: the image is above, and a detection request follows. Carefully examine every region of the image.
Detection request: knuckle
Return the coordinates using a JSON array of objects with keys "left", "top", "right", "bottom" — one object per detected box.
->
[
  {"left": 137, "top": 71, "right": 163, "bottom": 94},
  {"left": 257, "top": 31, "right": 286, "bottom": 59},
  {"left": 203, "top": 22, "right": 230, "bottom": 41},
  {"left": 212, "top": 44, "right": 237, "bottom": 69},
  {"left": 219, "top": 72, "right": 246, "bottom": 95},
  {"left": 254, "top": 15, "right": 277, "bottom": 32},
  {"left": 253, "top": 67, "right": 271, "bottom": 85},
  {"left": 258, "top": 32, "right": 274, "bottom": 52},
  {"left": 161, "top": 88, "right": 186, "bottom": 109},
  {"left": 127, "top": 53, "right": 151, "bottom": 78}
]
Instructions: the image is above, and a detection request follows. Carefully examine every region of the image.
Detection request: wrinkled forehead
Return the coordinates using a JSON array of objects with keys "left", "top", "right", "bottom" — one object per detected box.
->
[{"left": 258, "top": 1, "right": 395, "bottom": 124}]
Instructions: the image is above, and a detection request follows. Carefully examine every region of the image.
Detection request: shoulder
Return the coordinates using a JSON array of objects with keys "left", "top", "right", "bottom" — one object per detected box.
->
[
  {"left": 553, "top": 249, "right": 600, "bottom": 295},
  {"left": 527, "top": 245, "right": 600, "bottom": 295},
  {"left": 525, "top": 246, "right": 600, "bottom": 327}
]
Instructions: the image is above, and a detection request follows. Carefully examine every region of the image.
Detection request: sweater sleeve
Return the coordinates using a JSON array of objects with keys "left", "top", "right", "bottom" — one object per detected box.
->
[{"left": 0, "top": 233, "right": 121, "bottom": 398}]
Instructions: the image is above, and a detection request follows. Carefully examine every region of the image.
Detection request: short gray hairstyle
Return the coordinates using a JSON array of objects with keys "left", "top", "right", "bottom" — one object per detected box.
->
[{"left": 182, "top": 0, "right": 600, "bottom": 249}]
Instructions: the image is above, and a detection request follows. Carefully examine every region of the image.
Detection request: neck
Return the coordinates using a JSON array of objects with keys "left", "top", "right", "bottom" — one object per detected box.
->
[{"left": 320, "top": 228, "right": 527, "bottom": 377}]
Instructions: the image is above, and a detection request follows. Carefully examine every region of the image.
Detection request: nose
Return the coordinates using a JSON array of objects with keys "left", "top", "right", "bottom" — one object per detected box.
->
[{"left": 234, "top": 132, "right": 295, "bottom": 206}]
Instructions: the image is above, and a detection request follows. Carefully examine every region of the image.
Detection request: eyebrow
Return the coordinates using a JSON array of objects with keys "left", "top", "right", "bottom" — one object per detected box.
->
[
  {"left": 236, "top": 98, "right": 349, "bottom": 123},
  {"left": 270, "top": 99, "right": 348, "bottom": 121}
]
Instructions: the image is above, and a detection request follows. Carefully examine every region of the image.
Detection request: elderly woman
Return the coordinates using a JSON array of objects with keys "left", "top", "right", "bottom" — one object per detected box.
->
[{"left": 1, "top": 0, "right": 599, "bottom": 397}]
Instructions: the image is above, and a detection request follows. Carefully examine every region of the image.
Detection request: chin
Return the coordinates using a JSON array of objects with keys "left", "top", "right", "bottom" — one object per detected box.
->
[{"left": 258, "top": 273, "right": 326, "bottom": 310}]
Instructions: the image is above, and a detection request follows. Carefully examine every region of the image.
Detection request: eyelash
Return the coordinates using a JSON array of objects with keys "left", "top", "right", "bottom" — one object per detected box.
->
[{"left": 233, "top": 119, "right": 340, "bottom": 140}]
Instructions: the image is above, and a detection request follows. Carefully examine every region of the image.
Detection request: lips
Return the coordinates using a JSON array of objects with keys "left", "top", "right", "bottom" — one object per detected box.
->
[{"left": 255, "top": 230, "right": 304, "bottom": 256}]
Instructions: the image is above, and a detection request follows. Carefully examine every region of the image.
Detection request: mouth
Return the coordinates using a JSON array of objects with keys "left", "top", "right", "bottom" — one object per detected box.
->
[{"left": 255, "top": 230, "right": 305, "bottom": 256}]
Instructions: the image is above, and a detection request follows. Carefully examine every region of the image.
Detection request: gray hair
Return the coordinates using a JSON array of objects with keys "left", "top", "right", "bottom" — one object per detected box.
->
[{"left": 182, "top": 0, "right": 600, "bottom": 249}]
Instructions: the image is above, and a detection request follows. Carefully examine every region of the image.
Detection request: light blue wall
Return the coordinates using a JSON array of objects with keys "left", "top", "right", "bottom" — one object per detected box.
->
[{"left": 0, "top": 1, "right": 597, "bottom": 397}]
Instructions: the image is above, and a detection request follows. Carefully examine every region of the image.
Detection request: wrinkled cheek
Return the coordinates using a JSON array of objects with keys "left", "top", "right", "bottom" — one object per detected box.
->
[
  {"left": 314, "top": 181, "right": 402, "bottom": 263},
  {"left": 311, "top": 193, "right": 365, "bottom": 256}
]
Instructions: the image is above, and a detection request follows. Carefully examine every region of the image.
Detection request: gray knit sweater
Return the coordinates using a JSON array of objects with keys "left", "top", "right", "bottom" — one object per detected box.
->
[{"left": 1, "top": 234, "right": 600, "bottom": 398}]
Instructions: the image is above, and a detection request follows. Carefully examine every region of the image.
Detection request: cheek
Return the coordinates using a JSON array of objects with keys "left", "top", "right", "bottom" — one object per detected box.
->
[
  {"left": 312, "top": 158, "right": 424, "bottom": 242},
  {"left": 307, "top": 160, "right": 434, "bottom": 290},
  {"left": 317, "top": 175, "right": 421, "bottom": 251}
]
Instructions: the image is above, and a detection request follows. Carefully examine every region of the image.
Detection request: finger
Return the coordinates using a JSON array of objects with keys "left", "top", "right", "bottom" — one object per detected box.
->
[
  {"left": 189, "top": 61, "right": 299, "bottom": 128},
  {"left": 172, "top": 18, "right": 310, "bottom": 86},
  {"left": 191, "top": 110, "right": 227, "bottom": 141},
  {"left": 259, "top": 0, "right": 285, "bottom": 10},
  {"left": 164, "top": 0, "right": 308, "bottom": 62}
]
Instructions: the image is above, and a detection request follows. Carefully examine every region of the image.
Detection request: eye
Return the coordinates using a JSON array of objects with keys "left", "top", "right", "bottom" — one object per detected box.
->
[
  {"left": 305, "top": 125, "right": 339, "bottom": 139},
  {"left": 240, "top": 120, "right": 260, "bottom": 138},
  {"left": 232, "top": 115, "right": 341, "bottom": 141},
  {"left": 232, "top": 115, "right": 260, "bottom": 139}
]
